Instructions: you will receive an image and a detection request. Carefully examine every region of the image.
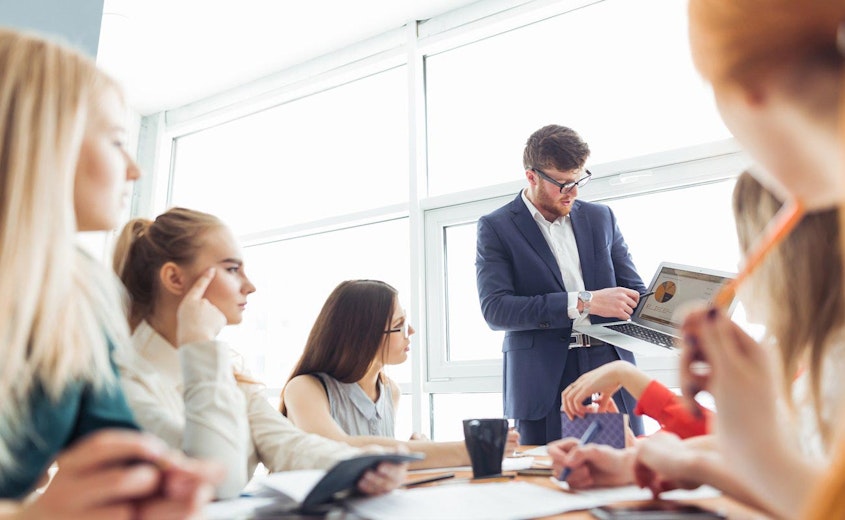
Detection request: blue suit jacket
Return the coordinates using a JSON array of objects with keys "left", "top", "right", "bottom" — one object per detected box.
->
[{"left": 476, "top": 192, "right": 646, "bottom": 420}]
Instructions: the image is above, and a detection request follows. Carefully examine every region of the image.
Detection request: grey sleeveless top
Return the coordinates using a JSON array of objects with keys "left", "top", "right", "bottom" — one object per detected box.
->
[{"left": 313, "top": 372, "right": 395, "bottom": 437}]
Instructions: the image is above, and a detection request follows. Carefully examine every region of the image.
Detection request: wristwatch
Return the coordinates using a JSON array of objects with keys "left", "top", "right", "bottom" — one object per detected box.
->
[{"left": 578, "top": 291, "right": 592, "bottom": 314}]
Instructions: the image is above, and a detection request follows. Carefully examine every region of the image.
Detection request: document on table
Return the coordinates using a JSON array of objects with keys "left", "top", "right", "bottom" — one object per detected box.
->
[
  {"left": 552, "top": 480, "right": 722, "bottom": 502},
  {"left": 520, "top": 445, "right": 549, "bottom": 456},
  {"left": 346, "top": 481, "right": 601, "bottom": 520}
]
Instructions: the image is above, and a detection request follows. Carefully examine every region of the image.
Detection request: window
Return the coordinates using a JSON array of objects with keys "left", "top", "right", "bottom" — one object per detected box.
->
[
  {"left": 425, "top": 0, "right": 730, "bottom": 196},
  {"left": 217, "top": 218, "right": 411, "bottom": 392},
  {"left": 143, "top": 0, "right": 750, "bottom": 438},
  {"left": 169, "top": 66, "right": 408, "bottom": 236}
]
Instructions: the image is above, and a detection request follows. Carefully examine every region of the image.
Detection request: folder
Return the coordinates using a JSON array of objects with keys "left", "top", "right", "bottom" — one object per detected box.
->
[{"left": 560, "top": 413, "right": 626, "bottom": 449}]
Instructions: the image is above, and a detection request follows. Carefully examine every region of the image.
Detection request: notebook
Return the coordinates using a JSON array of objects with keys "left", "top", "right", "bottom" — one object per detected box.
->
[
  {"left": 574, "top": 262, "right": 737, "bottom": 357},
  {"left": 256, "top": 453, "right": 424, "bottom": 514},
  {"left": 560, "top": 413, "right": 627, "bottom": 449}
]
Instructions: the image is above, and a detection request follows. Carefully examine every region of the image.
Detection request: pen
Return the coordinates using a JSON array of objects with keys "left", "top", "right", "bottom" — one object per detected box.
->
[
  {"left": 402, "top": 473, "right": 456, "bottom": 488},
  {"left": 558, "top": 421, "right": 602, "bottom": 482},
  {"left": 635, "top": 291, "right": 655, "bottom": 310}
]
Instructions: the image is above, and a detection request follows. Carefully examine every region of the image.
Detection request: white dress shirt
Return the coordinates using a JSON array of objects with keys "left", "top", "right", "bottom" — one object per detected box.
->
[
  {"left": 521, "top": 190, "right": 591, "bottom": 326},
  {"left": 114, "top": 321, "right": 360, "bottom": 499}
]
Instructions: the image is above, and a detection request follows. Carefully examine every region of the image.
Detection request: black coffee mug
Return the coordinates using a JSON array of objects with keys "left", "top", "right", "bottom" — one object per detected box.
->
[{"left": 462, "top": 418, "right": 508, "bottom": 478}]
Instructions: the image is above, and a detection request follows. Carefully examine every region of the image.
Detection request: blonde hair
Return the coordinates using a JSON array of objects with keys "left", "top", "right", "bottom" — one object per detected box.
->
[
  {"left": 0, "top": 29, "right": 132, "bottom": 480},
  {"left": 733, "top": 172, "right": 843, "bottom": 448}
]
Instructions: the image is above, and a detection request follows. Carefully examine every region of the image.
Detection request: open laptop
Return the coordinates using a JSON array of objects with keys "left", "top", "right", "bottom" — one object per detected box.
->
[{"left": 575, "top": 262, "right": 738, "bottom": 357}]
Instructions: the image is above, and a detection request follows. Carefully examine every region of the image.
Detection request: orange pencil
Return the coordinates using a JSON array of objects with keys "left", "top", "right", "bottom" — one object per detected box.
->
[
  {"left": 682, "top": 198, "right": 806, "bottom": 415},
  {"left": 713, "top": 199, "right": 806, "bottom": 308}
]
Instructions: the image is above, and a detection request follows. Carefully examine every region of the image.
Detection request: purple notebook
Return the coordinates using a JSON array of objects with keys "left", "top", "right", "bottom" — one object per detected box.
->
[{"left": 560, "top": 413, "right": 627, "bottom": 449}]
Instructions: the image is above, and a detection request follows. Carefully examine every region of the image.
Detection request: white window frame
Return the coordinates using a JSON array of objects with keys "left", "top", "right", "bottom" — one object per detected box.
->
[{"left": 127, "top": 0, "right": 758, "bottom": 433}]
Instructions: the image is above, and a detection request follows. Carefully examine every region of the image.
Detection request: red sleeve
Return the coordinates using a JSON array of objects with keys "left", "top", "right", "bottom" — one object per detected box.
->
[{"left": 634, "top": 380, "right": 711, "bottom": 439}]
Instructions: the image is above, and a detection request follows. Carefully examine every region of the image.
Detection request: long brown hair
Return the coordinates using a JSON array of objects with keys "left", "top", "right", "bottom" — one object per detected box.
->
[
  {"left": 733, "top": 171, "right": 843, "bottom": 447},
  {"left": 280, "top": 280, "right": 398, "bottom": 415}
]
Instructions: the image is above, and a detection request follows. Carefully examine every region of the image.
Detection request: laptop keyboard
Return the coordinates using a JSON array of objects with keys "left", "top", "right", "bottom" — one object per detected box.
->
[{"left": 607, "top": 323, "right": 677, "bottom": 349}]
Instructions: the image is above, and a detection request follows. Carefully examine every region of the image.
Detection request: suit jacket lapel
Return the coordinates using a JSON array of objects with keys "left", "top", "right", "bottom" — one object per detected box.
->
[
  {"left": 571, "top": 201, "right": 595, "bottom": 289},
  {"left": 510, "top": 194, "right": 565, "bottom": 291}
]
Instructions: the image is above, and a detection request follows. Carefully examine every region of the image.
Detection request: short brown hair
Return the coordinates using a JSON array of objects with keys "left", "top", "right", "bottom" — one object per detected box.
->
[{"left": 522, "top": 124, "right": 590, "bottom": 172}]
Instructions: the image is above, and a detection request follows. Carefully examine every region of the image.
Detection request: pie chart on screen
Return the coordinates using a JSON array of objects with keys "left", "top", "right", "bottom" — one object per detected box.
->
[{"left": 655, "top": 281, "right": 676, "bottom": 302}]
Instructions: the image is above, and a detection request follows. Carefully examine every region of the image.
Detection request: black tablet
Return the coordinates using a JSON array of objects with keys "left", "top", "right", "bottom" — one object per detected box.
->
[{"left": 300, "top": 452, "right": 425, "bottom": 511}]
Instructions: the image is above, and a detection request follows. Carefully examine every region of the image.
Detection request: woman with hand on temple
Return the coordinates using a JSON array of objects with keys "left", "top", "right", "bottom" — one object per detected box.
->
[
  {"left": 281, "top": 279, "right": 518, "bottom": 469},
  {"left": 0, "top": 28, "right": 220, "bottom": 518},
  {"left": 113, "top": 208, "right": 407, "bottom": 500}
]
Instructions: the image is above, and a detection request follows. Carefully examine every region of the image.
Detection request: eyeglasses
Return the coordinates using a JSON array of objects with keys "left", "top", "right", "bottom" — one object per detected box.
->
[
  {"left": 385, "top": 321, "right": 410, "bottom": 338},
  {"left": 532, "top": 168, "right": 592, "bottom": 194}
]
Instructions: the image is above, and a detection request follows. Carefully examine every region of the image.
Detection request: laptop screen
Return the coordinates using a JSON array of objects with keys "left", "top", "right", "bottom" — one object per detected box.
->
[{"left": 635, "top": 263, "right": 735, "bottom": 330}]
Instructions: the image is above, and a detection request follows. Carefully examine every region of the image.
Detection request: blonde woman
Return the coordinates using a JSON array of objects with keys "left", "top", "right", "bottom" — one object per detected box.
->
[
  {"left": 113, "top": 208, "right": 406, "bottom": 500},
  {"left": 0, "top": 29, "right": 220, "bottom": 518}
]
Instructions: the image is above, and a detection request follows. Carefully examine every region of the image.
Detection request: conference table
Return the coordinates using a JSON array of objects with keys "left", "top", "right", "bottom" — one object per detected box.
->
[
  {"left": 396, "top": 445, "right": 770, "bottom": 520},
  {"left": 207, "top": 446, "right": 771, "bottom": 519}
]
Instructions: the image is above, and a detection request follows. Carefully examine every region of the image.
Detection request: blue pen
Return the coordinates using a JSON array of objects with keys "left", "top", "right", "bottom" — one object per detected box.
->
[{"left": 558, "top": 420, "right": 603, "bottom": 482}]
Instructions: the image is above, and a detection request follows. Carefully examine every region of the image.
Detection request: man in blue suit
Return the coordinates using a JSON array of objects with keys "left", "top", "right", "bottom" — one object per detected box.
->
[{"left": 476, "top": 124, "right": 647, "bottom": 444}]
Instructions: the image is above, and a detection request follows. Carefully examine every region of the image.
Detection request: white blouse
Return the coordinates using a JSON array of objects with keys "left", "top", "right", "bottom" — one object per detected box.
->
[
  {"left": 114, "top": 321, "right": 360, "bottom": 499},
  {"left": 791, "top": 336, "right": 845, "bottom": 461}
]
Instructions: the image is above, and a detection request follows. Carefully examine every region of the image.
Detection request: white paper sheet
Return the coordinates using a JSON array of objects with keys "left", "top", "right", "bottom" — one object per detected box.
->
[
  {"left": 259, "top": 469, "right": 325, "bottom": 503},
  {"left": 347, "top": 481, "right": 600, "bottom": 520},
  {"left": 205, "top": 497, "right": 278, "bottom": 519},
  {"left": 520, "top": 445, "right": 549, "bottom": 456},
  {"left": 502, "top": 456, "right": 535, "bottom": 471},
  {"left": 552, "top": 479, "right": 722, "bottom": 503}
]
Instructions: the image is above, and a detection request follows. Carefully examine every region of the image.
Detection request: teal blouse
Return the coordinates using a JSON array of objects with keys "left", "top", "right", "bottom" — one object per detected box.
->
[{"left": 1, "top": 349, "right": 139, "bottom": 499}]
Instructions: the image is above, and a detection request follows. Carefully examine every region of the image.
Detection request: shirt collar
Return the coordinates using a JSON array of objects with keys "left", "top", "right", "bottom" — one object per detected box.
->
[
  {"left": 335, "top": 379, "right": 386, "bottom": 421},
  {"left": 521, "top": 189, "right": 567, "bottom": 226}
]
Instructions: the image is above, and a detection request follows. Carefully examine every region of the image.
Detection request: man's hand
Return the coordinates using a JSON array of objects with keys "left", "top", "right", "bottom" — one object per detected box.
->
[{"left": 586, "top": 287, "right": 640, "bottom": 321}]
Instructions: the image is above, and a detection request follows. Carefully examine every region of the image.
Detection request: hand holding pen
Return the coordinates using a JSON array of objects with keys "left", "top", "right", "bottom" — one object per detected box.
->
[
  {"left": 557, "top": 421, "right": 602, "bottom": 482},
  {"left": 635, "top": 291, "right": 655, "bottom": 311}
]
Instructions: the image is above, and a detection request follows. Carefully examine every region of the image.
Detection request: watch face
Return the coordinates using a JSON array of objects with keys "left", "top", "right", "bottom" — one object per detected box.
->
[{"left": 579, "top": 291, "right": 592, "bottom": 302}]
